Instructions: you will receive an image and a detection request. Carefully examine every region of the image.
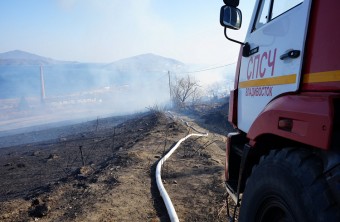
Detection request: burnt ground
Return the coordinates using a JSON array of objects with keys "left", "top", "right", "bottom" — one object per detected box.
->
[{"left": 0, "top": 102, "right": 236, "bottom": 221}]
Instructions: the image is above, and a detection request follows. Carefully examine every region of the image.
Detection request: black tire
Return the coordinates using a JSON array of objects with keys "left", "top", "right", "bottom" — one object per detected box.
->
[{"left": 239, "top": 148, "right": 340, "bottom": 222}]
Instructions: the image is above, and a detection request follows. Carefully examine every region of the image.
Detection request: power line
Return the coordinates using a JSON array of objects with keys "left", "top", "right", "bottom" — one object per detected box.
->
[{"left": 182, "top": 62, "right": 237, "bottom": 74}]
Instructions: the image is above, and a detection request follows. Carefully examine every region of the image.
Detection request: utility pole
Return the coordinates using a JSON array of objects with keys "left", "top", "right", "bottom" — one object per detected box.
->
[
  {"left": 40, "top": 65, "right": 46, "bottom": 104},
  {"left": 168, "top": 71, "right": 172, "bottom": 104},
  {"left": 168, "top": 71, "right": 171, "bottom": 98}
]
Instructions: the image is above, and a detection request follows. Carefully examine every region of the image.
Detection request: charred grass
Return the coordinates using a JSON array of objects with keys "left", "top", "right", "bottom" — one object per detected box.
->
[{"left": 0, "top": 107, "right": 232, "bottom": 221}]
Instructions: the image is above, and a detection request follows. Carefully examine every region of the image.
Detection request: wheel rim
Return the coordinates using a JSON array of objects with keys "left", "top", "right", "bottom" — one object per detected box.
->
[{"left": 256, "top": 196, "right": 295, "bottom": 222}]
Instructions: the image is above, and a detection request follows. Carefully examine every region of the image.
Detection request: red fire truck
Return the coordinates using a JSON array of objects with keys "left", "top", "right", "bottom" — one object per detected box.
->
[{"left": 220, "top": 0, "right": 340, "bottom": 221}]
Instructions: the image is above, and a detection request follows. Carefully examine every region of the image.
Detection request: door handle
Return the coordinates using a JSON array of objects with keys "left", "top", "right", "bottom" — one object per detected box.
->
[{"left": 280, "top": 50, "right": 300, "bottom": 60}]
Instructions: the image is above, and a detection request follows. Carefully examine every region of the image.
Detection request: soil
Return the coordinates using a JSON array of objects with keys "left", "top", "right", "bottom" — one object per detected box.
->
[{"left": 0, "top": 103, "right": 237, "bottom": 221}]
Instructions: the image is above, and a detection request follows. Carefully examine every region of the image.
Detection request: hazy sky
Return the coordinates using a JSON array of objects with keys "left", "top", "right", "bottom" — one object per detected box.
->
[{"left": 0, "top": 0, "right": 255, "bottom": 65}]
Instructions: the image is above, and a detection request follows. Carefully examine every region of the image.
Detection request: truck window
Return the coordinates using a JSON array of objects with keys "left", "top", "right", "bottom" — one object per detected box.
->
[
  {"left": 253, "top": 0, "right": 303, "bottom": 31},
  {"left": 272, "top": 0, "right": 303, "bottom": 19},
  {"left": 254, "top": 0, "right": 271, "bottom": 31}
]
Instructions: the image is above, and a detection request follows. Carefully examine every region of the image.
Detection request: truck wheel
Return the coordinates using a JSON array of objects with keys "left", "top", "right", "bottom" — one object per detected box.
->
[{"left": 239, "top": 148, "right": 340, "bottom": 222}]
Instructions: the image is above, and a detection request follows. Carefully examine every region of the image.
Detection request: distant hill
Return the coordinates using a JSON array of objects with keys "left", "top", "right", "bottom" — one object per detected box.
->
[
  {"left": 0, "top": 50, "right": 186, "bottom": 99},
  {"left": 0, "top": 50, "right": 63, "bottom": 65},
  {"left": 108, "top": 53, "right": 184, "bottom": 72},
  {"left": 104, "top": 53, "right": 185, "bottom": 87}
]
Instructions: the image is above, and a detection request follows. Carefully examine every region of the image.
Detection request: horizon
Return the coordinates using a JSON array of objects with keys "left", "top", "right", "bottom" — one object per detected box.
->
[
  {"left": 0, "top": 49, "right": 185, "bottom": 64},
  {"left": 0, "top": 48, "right": 237, "bottom": 89}
]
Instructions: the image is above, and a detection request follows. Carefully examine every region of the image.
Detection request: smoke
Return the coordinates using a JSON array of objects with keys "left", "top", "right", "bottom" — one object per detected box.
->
[
  {"left": 0, "top": 54, "right": 236, "bottom": 150},
  {"left": 0, "top": 53, "right": 186, "bottom": 136}
]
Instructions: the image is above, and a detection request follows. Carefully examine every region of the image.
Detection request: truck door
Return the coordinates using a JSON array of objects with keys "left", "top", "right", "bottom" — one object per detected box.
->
[{"left": 237, "top": 0, "right": 312, "bottom": 133}]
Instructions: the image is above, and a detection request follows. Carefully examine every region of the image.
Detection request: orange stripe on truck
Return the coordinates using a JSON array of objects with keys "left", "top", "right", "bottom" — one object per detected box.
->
[
  {"left": 303, "top": 70, "right": 340, "bottom": 83},
  {"left": 239, "top": 74, "right": 296, "bottom": 88}
]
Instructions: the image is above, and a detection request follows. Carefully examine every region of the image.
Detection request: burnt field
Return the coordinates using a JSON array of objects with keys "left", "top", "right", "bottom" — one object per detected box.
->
[{"left": 0, "top": 102, "right": 235, "bottom": 221}]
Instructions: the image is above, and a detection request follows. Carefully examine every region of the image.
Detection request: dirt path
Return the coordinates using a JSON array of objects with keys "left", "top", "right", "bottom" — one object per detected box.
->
[{"left": 0, "top": 110, "right": 234, "bottom": 221}]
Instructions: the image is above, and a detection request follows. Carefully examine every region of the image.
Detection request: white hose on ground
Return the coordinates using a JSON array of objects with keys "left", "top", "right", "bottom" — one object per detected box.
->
[
  {"left": 156, "top": 132, "right": 208, "bottom": 222},
  {"left": 167, "top": 111, "right": 206, "bottom": 134}
]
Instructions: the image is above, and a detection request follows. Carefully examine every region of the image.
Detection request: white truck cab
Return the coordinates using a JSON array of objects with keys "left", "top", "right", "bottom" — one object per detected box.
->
[{"left": 220, "top": 0, "right": 340, "bottom": 221}]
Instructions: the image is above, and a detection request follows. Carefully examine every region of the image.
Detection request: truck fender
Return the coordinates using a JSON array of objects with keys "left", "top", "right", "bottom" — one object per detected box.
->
[{"left": 247, "top": 93, "right": 333, "bottom": 150}]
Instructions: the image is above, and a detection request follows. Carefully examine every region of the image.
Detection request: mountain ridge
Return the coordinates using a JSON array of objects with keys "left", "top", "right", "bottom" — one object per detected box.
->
[
  {"left": 0, "top": 50, "right": 75, "bottom": 66},
  {"left": 0, "top": 50, "right": 51, "bottom": 60},
  {"left": 0, "top": 50, "right": 184, "bottom": 67},
  {"left": 0, "top": 50, "right": 187, "bottom": 99}
]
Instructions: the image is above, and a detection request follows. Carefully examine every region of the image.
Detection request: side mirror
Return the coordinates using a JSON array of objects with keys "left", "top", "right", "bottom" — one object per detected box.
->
[
  {"left": 220, "top": 5, "right": 242, "bottom": 30},
  {"left": 223, "top": 0, "right": 239, "bottom": 7}
]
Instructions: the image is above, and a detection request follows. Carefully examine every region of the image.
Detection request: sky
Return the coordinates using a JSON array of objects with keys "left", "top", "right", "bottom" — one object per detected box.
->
[{"left": 0, "top": 0, "right": 256, "bottom": 65}]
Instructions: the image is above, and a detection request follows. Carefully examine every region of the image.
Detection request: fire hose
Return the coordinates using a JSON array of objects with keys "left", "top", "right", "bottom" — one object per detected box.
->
[{"left": 156, "top": 113, "right": 208, "bottom": 222}]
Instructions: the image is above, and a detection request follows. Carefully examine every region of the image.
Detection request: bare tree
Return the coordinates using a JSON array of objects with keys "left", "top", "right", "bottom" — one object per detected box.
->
[{"left": 171, "top": 75, "right": 201, "bottom": 109}]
